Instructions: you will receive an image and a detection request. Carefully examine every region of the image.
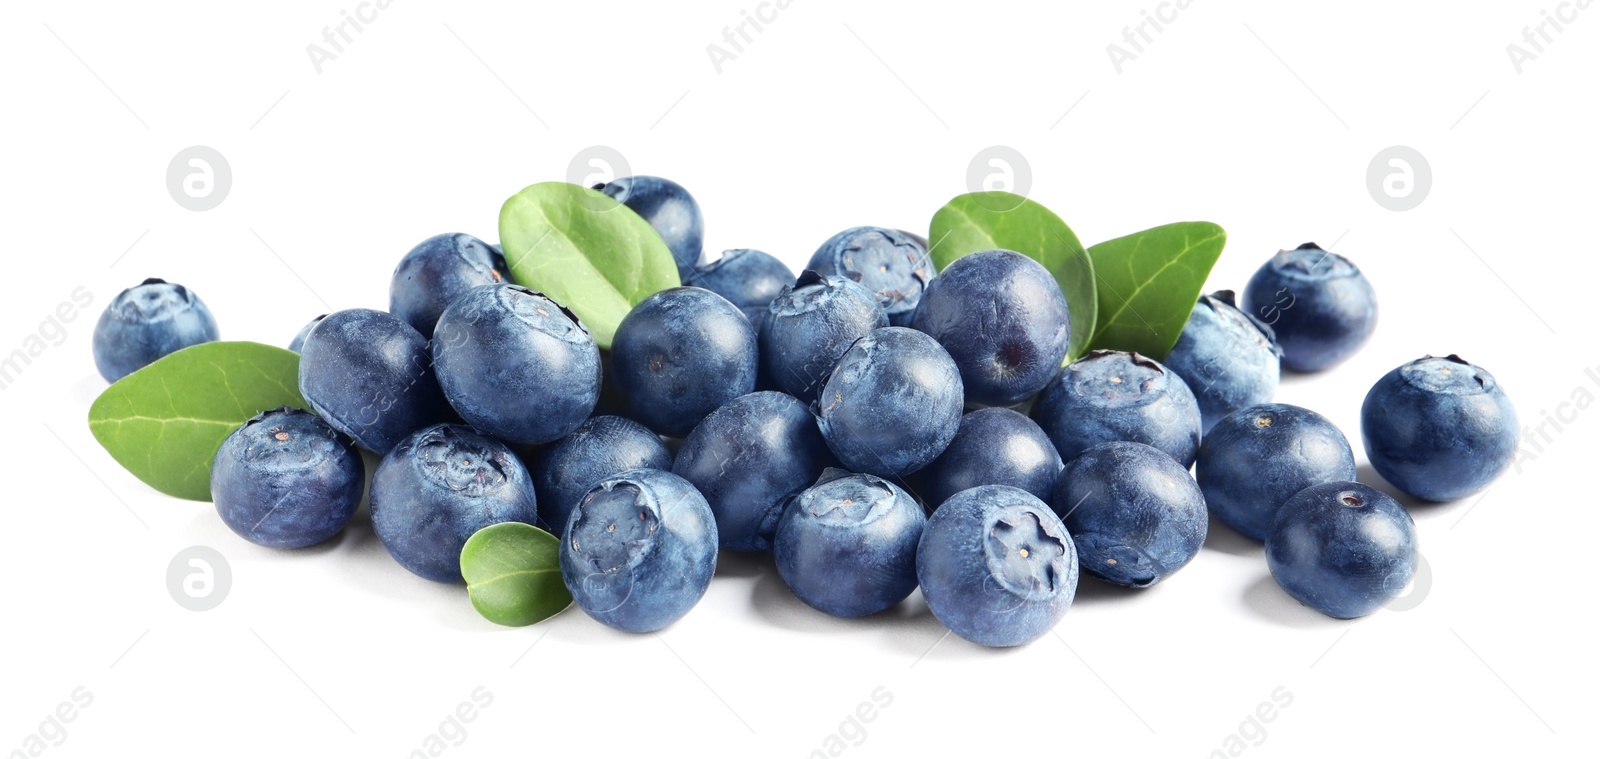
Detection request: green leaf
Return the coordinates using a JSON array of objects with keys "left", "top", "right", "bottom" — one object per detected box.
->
[
  {"left": 87, "top": 341, "right": 308, "bottom": 501},
  {"left": 928, "top": 191, "right": 1098, "bottom": 361},
  {"left": 461, "top": 522, "right": 572, "bottom": 627},
  {"left": 498, "top": 181, "right": 681, "bottom": 349},
  {"left": 1086, "top": 221, "right": 1227, "bottom": 359}
]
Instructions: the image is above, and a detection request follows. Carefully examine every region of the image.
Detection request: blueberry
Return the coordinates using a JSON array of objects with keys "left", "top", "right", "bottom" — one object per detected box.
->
[
  {"left": 533, "top": 415, "right": 673, "bottom": 534},
  {"left": 1052, "top": 442, "right": 1206, "bottom": 588},
  {"left": 760, "top": 271, "right": 888, "bottom": 403},
  {"left": 1032, "top": 350, "right": 1202, "bottom": 467},
  {"left": 921, "top": 408, "right": 1061, "bottom": 508},
  {"left": 92, "top": 278, "right": 220, "bottom": 382},
  {"left": 1266, "top": 482, "right": 1417, "bottom": 619},
  {"left": 287, "top": 314, "right": 326, "bottom": 353},
  {"left": 611, "top": 287, "right": 758, "bottom": 437},
  {"left": 774, "top": 469, "right": 926, "bottom": 618},
  {"left": 1163, "top": 291, "right": 1280, "bottom": 433},
  {"left": 210, "top": 407, "right": 363, "bottom": 549},
  {"left": 911, "top": 249, "right": 1070, "bottom": 407},
  {"left": 815, "top": 327, "right": 964, "bottom": 478},
  {"left": 806, "top": 226, "right": 933, "bottom": 326},
  {"left": 595, "top": 176, "right": 704, "bottom": 279},
  {"left": 432, "top": 284, "right": 601, "bottom": 446},
  {"left": 591, "top": 349, "right": 633, "bottom": 419},
  {"left": 1241, "top": 243, "right": 1377, "bottom": 372},
  {"left": 298, "top": 308, "right": 449, "bottom": 454},
  {"left": 560, "top": 468, "right": 718, "bottom": 633},
  {"left": 370, "top": 424, "right": 539, "bottom": 582},
  {"left": 741, "top": 305, "right": 768, "bottom": 331},
  {"left": 742, "top": 306, "right": 778, "bottom": 390},
  {"left": 916, "top": 485, "right": 1077, "bottom": 647},
  {"left": 1197, "top": 403, "right": 1357, "bottom": 541},
  {"left": 1361, "top": 355, "right": 1518, "bottom": 502},
  {"left": 684, "top": 249, "right": 793, "bottom": 310},
  {"left": 672, "top": 391, "right": 834, "bottom": 551},
  {"left": 389, "top": 233, "right": 508, "bottom": 338},
  {"left": 896, "top": 229, "right": 930, "bottom": 249}
]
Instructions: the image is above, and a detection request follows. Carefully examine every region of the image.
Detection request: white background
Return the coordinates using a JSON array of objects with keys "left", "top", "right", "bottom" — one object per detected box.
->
[{"left": 2, "top": 1, "right": 1596, "bottom": 756}]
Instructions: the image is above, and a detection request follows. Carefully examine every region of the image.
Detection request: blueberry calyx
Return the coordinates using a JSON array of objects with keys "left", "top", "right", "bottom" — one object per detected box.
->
[
  {"left": 570, "top": 482, "right": 658, "bottom": 574},
  {"left": 1204, "top": 289, "right": 1280, "bottom": 350},
  {"left": 1403, "top": 354, "right": 1494, "bottom": 393},
  {"left": 505, "top": 285, "right": 587, "bottom": 334},
  {"left": 984, "top": 508, "right": 1068, "bottom": 597},
  {"left": 794, "top": 269, "right": 828, "bottom": 289}
]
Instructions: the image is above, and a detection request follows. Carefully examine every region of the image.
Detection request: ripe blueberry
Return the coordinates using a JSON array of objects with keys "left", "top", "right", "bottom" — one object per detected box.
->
[
  {"left": 611, "top": 286, "right": 757, "bottom": 437},
  {"left": 92, "top": 278, "right": 219, "bottom": 382},
  {"left": 432, "top": 284, "right": 601, "bottom": 446},
  {"left": 911, "top": 249, "right": 1070, "bottom": 407},
  {"left": 916, "top": 485, "right": 1077, "bottom": 647},
  {"left": 533, "top": 415, "right": 672, "bottom": 534},
  {"left": 1163, "top": 291, "right": 1280, "bottom": 433},
  {"left": 298, "top": 308, "right": 449, "bottom": 454},
  {"left": 1241, "top": 243, "right": 1377, "bottom": 372},
  {"left": 920, "top": 407, "right": 1061, "bottom": 508},
  {"left": 389, "top": 233, "right": 507, "bottom": 338},
  {"left": 684, "top": 249, "right": 793, "bottom": 311},
  {"left": 761, "top": 271, "right": 887, "bottom": 403},
  {"left": 595, "top": 176, "right": 704, "bottom": 279},
  {"left": 815, "top": 327, "right": 964, "bottom": 478},
  {"left": 1052, "top": 442, "right": 1206, "bottom": 588},
  {"left": 370, "top": 424, "right": 539, "bottom": 583},
  {"left": 1032, "top": 350, "right": 1202, "bottom": 467},
  {"left": 673, "top": 391, "right": 835, "bottom": 552},
  {"left": 1267, "top": 482, "right": 1417, "bottom": 619},
  {"left": 774, "top": 469, "right": 925, "bottom": 618},
  {"left": 287, "top": 314, "right": 326, "bottom": 353},
  {"left": 211, "top": 407, "right": 363, "bottom": 549},
  {"left": 561, "top": 468, "right": 717, "bottom": 633},
  {"left": 1196, "top": 403, "right": 1357, "bottom": 541},
  {"left": 806, "top": 226, "right": 933, "bottom": 326},
  {"left": 1361, "top": 355, "right": 1518, "bottom": 502}
]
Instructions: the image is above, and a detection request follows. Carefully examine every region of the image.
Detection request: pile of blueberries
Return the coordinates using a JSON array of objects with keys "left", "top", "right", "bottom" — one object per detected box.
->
[{"left": 90, "top": 176, "right": 1520, "bottom": 647}]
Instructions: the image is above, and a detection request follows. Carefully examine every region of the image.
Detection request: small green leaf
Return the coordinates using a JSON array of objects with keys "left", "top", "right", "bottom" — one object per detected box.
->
[
  {"left": 461, "top": 522, "right": 572, "bottom": 627},
  {"left": 1086, "top": 221, "right": 1227, "bottom": 359},
  {"left": 928, "top": 191, "right": 1098, "bottom": 361},
  {"left": 86, "top": 341, "right": 308, "bottom": 501},
  {"left": 498, "top": 181, "right": 681, "bottom": 349}
]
